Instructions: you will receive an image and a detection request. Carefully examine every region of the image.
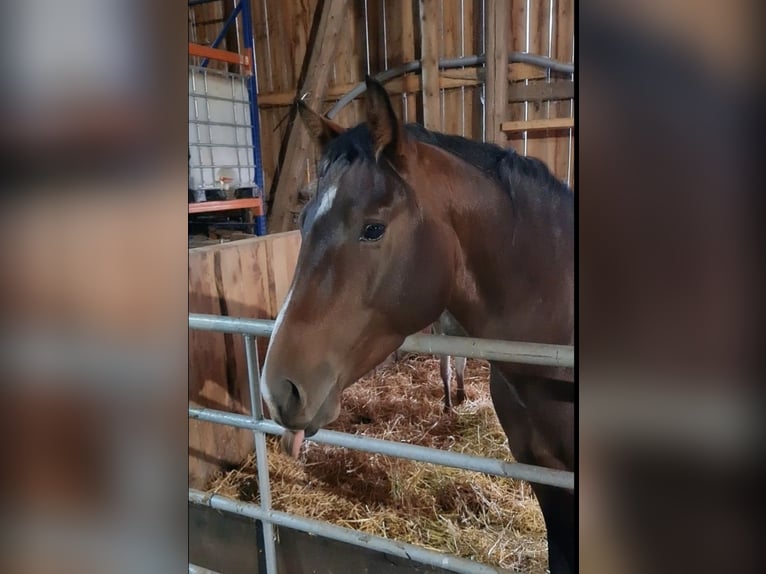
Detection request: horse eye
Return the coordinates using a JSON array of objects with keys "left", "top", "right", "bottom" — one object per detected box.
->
[{"left": 360, "top": 222, "right": 386, "bottom": 242}]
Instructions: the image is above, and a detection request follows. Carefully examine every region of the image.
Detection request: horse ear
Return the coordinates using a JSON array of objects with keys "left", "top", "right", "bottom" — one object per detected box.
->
[
  {"left": 296, "top": 99, "right": 346, "bottom": 149},
  {"left": 364, "top": 76, "right": 405, "bottom": 164}
]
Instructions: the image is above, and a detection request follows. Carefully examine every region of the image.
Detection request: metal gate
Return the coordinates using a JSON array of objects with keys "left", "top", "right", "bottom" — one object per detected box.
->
[{"left": 188, "top": 313, "right": 574, "bottom": 574}]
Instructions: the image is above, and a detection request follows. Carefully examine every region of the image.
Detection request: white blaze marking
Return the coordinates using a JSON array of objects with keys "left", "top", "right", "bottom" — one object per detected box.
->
[
  {"left": 315, "top": 184, "right": 337, "bottom": 219},
  {"left": 261, "top": 286, "right": 294, "bottom": 406}
]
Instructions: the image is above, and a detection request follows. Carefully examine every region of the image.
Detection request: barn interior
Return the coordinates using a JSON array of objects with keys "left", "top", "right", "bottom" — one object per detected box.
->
[{"left": 188, "top": 1, "right": 574, "bottom": 572}]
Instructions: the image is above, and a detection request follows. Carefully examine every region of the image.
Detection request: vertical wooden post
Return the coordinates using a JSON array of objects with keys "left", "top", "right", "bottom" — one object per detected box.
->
[
  {"left": 223, "top": 0, "right": 240, "bottom": 73},
  {"left": 268, "top": 0, "right": 350, "bottom": 234},
  {"left": 419, "top": 0, "right": 440, "bottom": 130},
  {"left": 485, "top": 0, "right": 508, "bottom": 145}
]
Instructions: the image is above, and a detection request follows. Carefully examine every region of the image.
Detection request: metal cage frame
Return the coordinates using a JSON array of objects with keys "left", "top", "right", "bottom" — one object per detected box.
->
[{"left": 189, "top": 0, "right": 266, "bottom": 235}]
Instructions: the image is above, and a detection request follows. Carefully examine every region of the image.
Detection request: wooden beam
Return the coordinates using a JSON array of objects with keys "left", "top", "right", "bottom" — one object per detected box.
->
[
  {"left": 501, "top": 117, "right": 575, "bottom": 134},
  {"left": 419, "top": 0, "right": 440, "bottom": 129},
  {"left": 508, "top": 63, "right": 549, "bottom": 82},
  {"left": 188, "top": 197, "right": 263, "bottom": 215},
  {"left": 485, "top": 0, "right": 508, "bottom": 144},
  {"left": 223, "top": 0, "right": 240, "bottom": 74},
  {"left": 508, "top": 81, "right": 574, "bottom": 104},
  {"left": 267, "top": 0, "right": 350, "bottom": 233}
]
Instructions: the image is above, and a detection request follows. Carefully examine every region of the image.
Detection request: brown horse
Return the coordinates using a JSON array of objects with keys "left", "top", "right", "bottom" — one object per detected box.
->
[
  {"left": 300, "top": 181, "right": 466, "bottom": 411},
  {"left": 262, "top": 78, "right": 574, "bottom": 572}
]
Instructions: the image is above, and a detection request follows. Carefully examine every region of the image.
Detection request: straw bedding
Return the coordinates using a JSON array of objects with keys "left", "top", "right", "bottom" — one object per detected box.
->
[{"left": 207, "top": 354, "right": 547, "bottom": 572}]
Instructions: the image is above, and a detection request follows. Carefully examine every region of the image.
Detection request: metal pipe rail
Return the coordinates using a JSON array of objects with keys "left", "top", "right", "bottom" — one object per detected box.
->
[
  {"left": 193, "top": 164, "right": 257, "bottom": 170},
  {"left": 188, "top": 92, "right": 251, "bottom": 105},
  {"left": 188, "top": 313, "right": 574, "bottom": 573},
  {"left": 188, "top": 313, "right": 574, "bottom": 368},
  {"left": 188, "top": 119, "right": 257, "bottom": 129},
  {"left": 189, "top": 489, "right": 516, "bottom": 574},
  {"left": 192, "top": 142, "right": 257, "bottom": 149},
  {"left": 189, "top": 406, "right": 574, "bottom": 490},
  {"left": 327, "top": 52, "right": 575, "bottom": 119}
]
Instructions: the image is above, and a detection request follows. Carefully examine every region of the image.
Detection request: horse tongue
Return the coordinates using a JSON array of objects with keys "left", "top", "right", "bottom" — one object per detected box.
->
[
  {"left": 280, "top": 429, "right": 305, "bottom": 459},
  {"left": 291, "top": 430, "right": 305, "bottom": 458}
]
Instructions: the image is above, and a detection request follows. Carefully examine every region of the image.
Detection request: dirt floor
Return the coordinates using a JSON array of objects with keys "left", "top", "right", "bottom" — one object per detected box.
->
[{"left": 207, "top": 354, "right": 547, "bottom": 573}]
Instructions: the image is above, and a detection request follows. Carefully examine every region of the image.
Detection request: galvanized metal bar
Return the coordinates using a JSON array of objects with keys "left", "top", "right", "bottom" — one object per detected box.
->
[
  {"left": 189, "top": 489, "right": 516, "bottom": 574},
  {"left": 192, "top": 164, "right": 257, "bottom": 169},
  {"left": 244, "top": 336, "right": 265, "bottom": 420},
  {"left": 190, "top": 92, "right": 252, "bottom": 105},
  {"left": 188, "top": 313, "right": 574, "bottom": 368},
  {"left": 244, "top": 335, "right": 277, "bottom": 574},
  {"left": 229, "top": 71, "right": 244, "bottom": 187},
  {"left": 188, "top": 119, "right": 256, "bottom": 129},
  {"left": 189, "top": 65, "right": 250, "bottom": 80},
  {"left": 239, "top": 74, "right": 255, "bottom": 188},
  {"left": 191, "top": 142, "right": 256, "bottom": 149},
  {"left": 189, "top": 70, "right": 208, "bottom": 190},
  {"left": 202, "top": 71, "right": 216, "bottom": 175},
  {"left": 188, "top": 407, "right": 574, "bottom": 489}
]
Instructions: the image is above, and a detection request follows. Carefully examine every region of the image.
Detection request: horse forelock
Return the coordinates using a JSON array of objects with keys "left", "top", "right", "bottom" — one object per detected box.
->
[
  {"left": 306, "top": 126, "right": 413, "bottom": 231},
  {"left": 318, "top": 124, "right": 377, "bottom": 178}
]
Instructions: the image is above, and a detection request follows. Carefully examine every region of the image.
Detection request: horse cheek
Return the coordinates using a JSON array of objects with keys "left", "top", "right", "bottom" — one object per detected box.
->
[{"left": 397, "top": 231, "right": 452, "bottom": 331}]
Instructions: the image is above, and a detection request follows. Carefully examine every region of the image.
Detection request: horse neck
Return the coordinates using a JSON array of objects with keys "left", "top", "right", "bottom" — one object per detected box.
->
[{"left": 411, "top": 143, "right": 574, "bottom": 347}]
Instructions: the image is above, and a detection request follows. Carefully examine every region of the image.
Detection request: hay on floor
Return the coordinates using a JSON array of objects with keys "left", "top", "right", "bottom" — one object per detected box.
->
[{"left": 207, "top": 355, "right": 547, "bottom": 572}]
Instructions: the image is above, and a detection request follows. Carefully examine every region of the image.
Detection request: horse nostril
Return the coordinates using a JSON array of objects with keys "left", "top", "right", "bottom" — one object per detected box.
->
[{"left": 285, "top": 379, "right": 303, "bottom": 407}]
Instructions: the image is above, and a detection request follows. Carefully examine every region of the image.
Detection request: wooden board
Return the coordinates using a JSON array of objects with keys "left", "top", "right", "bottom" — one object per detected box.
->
[
  {"left": 441, "top": 0, "right": 460, "bottom": 135},
  {"left": 189, "top": 231, "right": 302, "bottom": 488},
  {"left": 268, "top": 0, "right": 351, "bottom": 233},
  {"left": 501, "top": 117, "right": 575, "bottom": 133},
  {"left": 419, "top": 0, "right": 440, "bottom": 130},
  {"left": 188, "top": 197, "right": 263, "bottom": 215},
  {"left": 484, "top": 0, "right": 508, "bottom": 144},
  {"left": 383, "top": 0, "right": 419, "bottom": 124}
]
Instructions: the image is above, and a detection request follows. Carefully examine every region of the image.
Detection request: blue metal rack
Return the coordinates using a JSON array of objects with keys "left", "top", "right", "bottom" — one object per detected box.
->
[{"left": 189, "top": 0, "right": 266, "bottom": 235}]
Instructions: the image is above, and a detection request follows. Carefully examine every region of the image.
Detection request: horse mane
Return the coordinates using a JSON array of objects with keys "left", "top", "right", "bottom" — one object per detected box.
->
[
  {"left": 404, "top": 123, "right": 572, "bottom": 201},
  {"left": 318, "top": 121, "right": 572, "bottom": 203}
]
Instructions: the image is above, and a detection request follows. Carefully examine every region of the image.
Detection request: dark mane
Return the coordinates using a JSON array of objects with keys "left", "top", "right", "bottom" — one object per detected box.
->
[
  {"left": 404, "top": 123, "right": 572, "bottom": 200},
  {"left": 319, "top": 121, "right": 572, "bottom": 201}
]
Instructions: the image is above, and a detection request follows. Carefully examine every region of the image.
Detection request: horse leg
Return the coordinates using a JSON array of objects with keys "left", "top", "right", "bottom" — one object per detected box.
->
[
  {"left": 533, "top": 484, "right": 575, "bottom": 574},
  {"left": 377, "top": 352, "right": 397, "bottom": 369},
  {"left": 454, "top": 356, "right": 466, "bottom": 404},
  {"left": 439, "top": 355, "right": 452, "bottom": 410},
  {"left": 488, "top": 367, "right": 574, "bottom": 574}
]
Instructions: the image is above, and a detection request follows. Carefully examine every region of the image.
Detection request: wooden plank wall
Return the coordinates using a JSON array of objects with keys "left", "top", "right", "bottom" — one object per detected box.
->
[
  {"left": 506, "top": 0, "right": 574, "bottom": 187},
  {"left": 189, "top": 0, "right": 575, "bottom": 203},
  {"left": 189, "top": 230, "right": 301, "bottom": 487}
]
